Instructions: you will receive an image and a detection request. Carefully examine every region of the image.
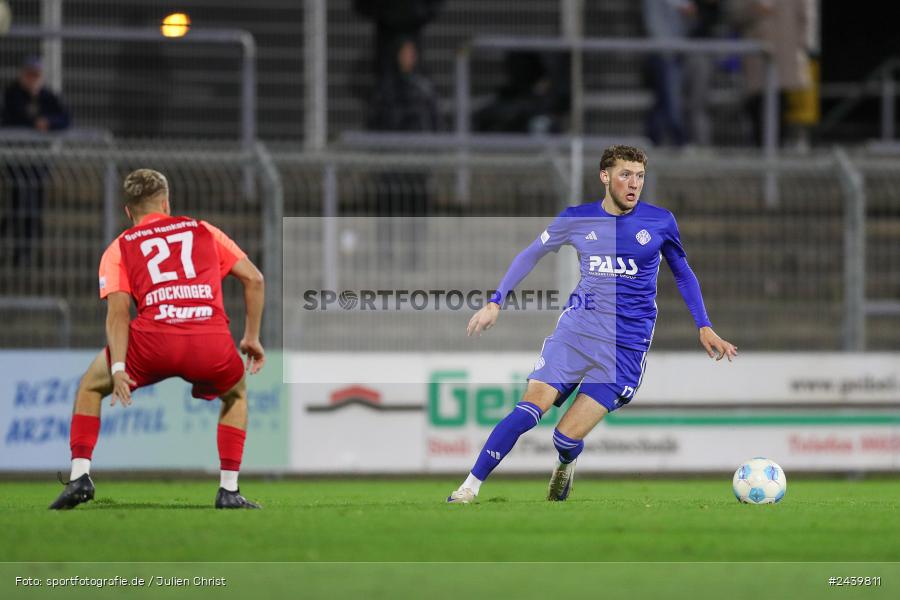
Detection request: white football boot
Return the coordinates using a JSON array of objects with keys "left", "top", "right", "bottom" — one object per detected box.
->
[
  {"left": 547, "top": 459, "right": 576, "bottom": 501},
  {"left": 447, "top": 487, "right": 477, "bottom": 504}
]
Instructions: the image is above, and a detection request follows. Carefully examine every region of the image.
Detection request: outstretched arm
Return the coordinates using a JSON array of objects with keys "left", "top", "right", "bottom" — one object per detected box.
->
[
  {"left": 230, "top": 257, "right": 266, "bottom": 373},
  {"left": 667, "top": 254, "right": 711, "bottom": 329},
  {"left": 667, "top": 255, "right": 737, "bottom": 361},
  {"left": 106, "top": 291, "right": 136, "bottom": 406},
  {"left": 467, "top": 237, "right": 552, "bottom": 336}
]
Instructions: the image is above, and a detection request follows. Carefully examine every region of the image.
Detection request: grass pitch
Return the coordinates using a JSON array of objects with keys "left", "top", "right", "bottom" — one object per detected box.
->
[
  {"left": 3, "top": 477, "right": 899, "bottom": 562},
  {"left": 3, "top": 478, "right": 899, "bottom": 599}
]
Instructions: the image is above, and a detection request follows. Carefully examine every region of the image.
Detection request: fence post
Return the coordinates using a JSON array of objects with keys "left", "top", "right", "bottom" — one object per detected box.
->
[
  {"left": 455, "top": 47, "right": 471, "bottom": 204},
  {"left": 557, "top": 137, "right": 583, "bottom": 302},
  {"left": 323, "top": 163, "right": 339, "bottom": 293},
  {"left": 41, "top": 0, "right": 63, "bottom": 92},
  {"left": 561, "top": 0, "right": 584, "bottom": 136},
  {"left": 103, "top": 160, "right": 117, "bottom": 243},
  {"left": 304, "top": 0, "right": 327, "bottom": 151},
  {"left": 240, "top": 31, "right": 258, "bottom": 200},
  {"left": 763, "top": 57, "right": 780, "bottom": 208},
  {"left": 881, "top": 67, "right": 895, "bottom": 142},
  {"left": 255, "top": 142, "right": 284, "bottom": 347},
  {"left": 834, "top": 146, "right": 866, "bottom": 351}
]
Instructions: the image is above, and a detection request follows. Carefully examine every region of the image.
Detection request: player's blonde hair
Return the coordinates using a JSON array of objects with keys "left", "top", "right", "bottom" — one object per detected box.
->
[
  {"left": 123, "top": 168, "right": 169, "bottom": 208},
  {"left": 600, "top": 145, "right": 648, "bottom": 171}
]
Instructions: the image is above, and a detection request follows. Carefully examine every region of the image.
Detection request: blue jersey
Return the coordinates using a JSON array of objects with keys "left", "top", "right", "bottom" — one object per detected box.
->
[{"left": 494, "top": 200, "right": 708, "bottom": 352}]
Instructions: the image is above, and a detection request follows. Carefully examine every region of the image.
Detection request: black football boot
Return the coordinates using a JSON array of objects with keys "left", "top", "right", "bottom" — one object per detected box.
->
[
  {"left": 215, "top": 488, "right": 261, "bottom": 509},
  {"left": 49, "top": 473, "right": 95, "bottom": 510}
]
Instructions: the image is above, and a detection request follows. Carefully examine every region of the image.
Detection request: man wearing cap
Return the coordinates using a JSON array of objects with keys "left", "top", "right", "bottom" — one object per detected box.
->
[{"left": 2, "top": 56, "right": 70, "bottom": 266}]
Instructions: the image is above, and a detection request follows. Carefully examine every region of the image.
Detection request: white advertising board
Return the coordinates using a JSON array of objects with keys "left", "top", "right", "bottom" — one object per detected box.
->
[
  {"left": 288, "top": 352, "right": 900, "bottom": 473},
  {"left": 3, "top": 351, "right": 896, "bottom": 473},
  {"left": 0, "top": 351, "right": 290, "bottom": 471}
]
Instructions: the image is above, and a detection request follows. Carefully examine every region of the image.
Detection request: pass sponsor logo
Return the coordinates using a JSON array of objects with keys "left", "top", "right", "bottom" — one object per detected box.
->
[{"left": 588, "top": 255, "right": 639, "bottom": 277}]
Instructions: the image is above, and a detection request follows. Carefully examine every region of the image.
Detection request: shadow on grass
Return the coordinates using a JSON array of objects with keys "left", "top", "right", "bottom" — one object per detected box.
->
[{"left": 87, "top": 498, "right": 210, "bottom": 510}]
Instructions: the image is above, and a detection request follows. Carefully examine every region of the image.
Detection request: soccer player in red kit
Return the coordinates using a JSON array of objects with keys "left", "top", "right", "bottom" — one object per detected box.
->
[{"left": 49, "top": 169, "right": 266, "bottom": 510}]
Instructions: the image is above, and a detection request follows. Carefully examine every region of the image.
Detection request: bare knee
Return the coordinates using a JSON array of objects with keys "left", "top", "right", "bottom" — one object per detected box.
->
[
  {"left": 220, "top": 375, "right": 246, "bottom": 403},
  {"left": 73, "top": 351, "right": 112, "bottom": 415},
  {"left": 220, "top": 390, "right": 246, "bottom": 414},
  {"left": 556, "top": 393, "right": 609, "bottom": 440},
  {"left": 219, "top": 377, "right": 247, "bottom": 422},
  {"left": 79, "top": 371, "right": 111, "bottom": 397},
  {"left": 522, "top": 380, "right": 563, "bottom": 413},
  {"left": 555, "top": 419, "right": 585, "bottom": 440}
]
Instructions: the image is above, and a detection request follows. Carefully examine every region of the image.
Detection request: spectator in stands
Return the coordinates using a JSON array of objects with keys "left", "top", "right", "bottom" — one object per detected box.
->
[
  {"left": 354, "top": 0, "right": 445, "bottom": 86},
  {"left": 1, "top": 56, "right": 70, "bottom": 267},
  {"left": 683, "top": 0, "right": 724, "bottom": 146},
  {"left": 2, "top": 56, "right": 70, "bottom": 132},
  {"left": 473, "top": 51, "right": 566, "bottom": 135},
  {"left": 368, "top": 39, "right": 439, "bottom": 133},
  {"left": 727, "top": 0, "right": 813, "bottom": 147},
  {"left": 642, "top": 0, "right": 694, "bottom": 147},
  {"left": 366, "top": 39, "right": 438, "bottom": 269}
]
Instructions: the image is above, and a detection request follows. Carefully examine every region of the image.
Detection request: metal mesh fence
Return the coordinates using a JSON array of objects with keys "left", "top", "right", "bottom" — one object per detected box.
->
[
  {"left": 330, "top": 0, "right": 752, "bottom": 144},
  {"left": 853, "top": 154, "right": 900, "bottom": 350},
  {"left": 280, "top": 150, "right": 858, "bottom": 352},
  {"left": 0, "top": 140, "right": 269, "bottom": 347},
  {"left": 6, "top": 0, "right": 763, "bottom": 145},
  {"left": 4, "top": 0, "right": 303, "bottom": 140},
  {"left": 643, "top": 153, "right": 848, "bottom": 350},
  {"left": 277, "top": 153, "right": 569, "bottom": 354},
  {"left": 1, "top": 1, "right": 41, "bottom": 81},
  {"left": 326, "top": 0, "right": 564, "bottom": 137},
  {"left": 0, "top": 142, "right": 896, "bottom": 351}
]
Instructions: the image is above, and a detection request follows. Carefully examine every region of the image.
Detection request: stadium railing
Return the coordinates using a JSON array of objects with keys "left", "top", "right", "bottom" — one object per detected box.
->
[
  {"left": 274, "top": 147, "right": 886, "bottom": 352},
  {"left": 0, "top": 138, "right": 280, "bottom": 348},
  {"left": 820, "top": 56, "right": 900, "bottom": 148},
  {"left": 3, "top": 25, "right": 257, "bottom": 149},
  {"left": 455, "top": 35, "right": 782, "bottom": 208},
  {"left": 848, "top": 151, "right": 900, "bottom": 350},
  {"left": 0, "top": 296, "right": 70, "bottom": 347},
  {"left": 1, "top": 141, "right": 896, "bottom": 351},
  {"left": 455, "top": 36, "right": 779, "bottom": 155}
]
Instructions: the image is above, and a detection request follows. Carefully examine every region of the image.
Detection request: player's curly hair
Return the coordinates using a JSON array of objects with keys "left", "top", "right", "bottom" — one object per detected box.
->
[
  {"left": 599, "top": 145, "right": 648, "bottom": 171},
  {"left": 123, "top": 169, "right": 169, "bottom": 207}
]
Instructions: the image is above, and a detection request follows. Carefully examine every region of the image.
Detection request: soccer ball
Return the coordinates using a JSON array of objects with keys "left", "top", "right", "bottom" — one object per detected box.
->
[{"left": 732, "top": 457, "right": 786, "bottom": 504}]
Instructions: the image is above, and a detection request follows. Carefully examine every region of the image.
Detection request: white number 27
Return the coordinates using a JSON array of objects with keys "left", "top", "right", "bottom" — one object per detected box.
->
[{"left": 140, "top": 231, "right": 196, "bottom": 284}]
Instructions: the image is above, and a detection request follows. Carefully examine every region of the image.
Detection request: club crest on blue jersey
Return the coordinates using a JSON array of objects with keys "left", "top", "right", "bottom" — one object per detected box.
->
[{"left": 635, "top": 229, "right": 652, "bottom": 245}]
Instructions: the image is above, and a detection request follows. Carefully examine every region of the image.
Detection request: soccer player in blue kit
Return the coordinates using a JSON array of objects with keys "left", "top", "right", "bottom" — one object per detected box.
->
[{"left": 448, "top": 145, "right": 738, "bottom": 503}]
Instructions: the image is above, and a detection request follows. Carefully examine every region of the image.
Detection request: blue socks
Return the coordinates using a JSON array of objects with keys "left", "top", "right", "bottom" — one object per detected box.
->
[
  {"left": 471, "top": 402, "right": 543, "bottom": 480},
  {"left": 552, "top": 428, "right": 584, "bottom": 464},
  {"left": 469, "top": 404, "right": 587, "bottom": 483}
]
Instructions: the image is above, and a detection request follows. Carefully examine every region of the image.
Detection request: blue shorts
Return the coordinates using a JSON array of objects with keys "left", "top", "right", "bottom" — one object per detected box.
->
[{"left": 527, "top": 333, "right": 648, "bottom": 412}]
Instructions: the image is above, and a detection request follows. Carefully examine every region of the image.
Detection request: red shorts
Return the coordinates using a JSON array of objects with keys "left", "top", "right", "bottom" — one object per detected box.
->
[{"left": 107, "top": 329, "right": 245, "bottom": 400}]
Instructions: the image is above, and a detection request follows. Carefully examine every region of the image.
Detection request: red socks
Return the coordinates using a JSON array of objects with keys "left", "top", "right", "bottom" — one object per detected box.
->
[
  {"left": 217, "top": 424, "right": 247, "bottom": 471},
  {"left": 70, "top": 414, "right": 101, "bottom": 460},
  {"left": 70, "top": 415, "right": 246, "bottom": 470}
]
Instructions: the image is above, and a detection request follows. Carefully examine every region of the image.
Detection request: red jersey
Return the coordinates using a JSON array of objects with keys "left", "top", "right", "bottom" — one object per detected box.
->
[{"left": 98, "top": 213, "right": 246, "bottom": 335}]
